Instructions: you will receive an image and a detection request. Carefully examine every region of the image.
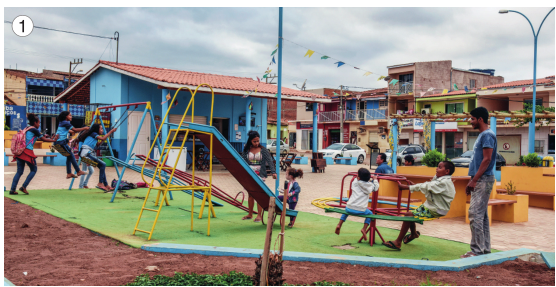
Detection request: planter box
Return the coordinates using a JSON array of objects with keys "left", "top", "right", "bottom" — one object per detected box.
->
[
  {"left": 293, "top": 157, "right": 308, "bottom": 165},
  {"left": 4, "top": 139, "right": 12, "bottom": 148},
  {"left": 324, "top": 157, "right": 334, "bottom": 165},
  {"left": 334, "top": 157, "right": 357, "bottom": 165},
  {"left": 4, "top": 131, "right": 17, "bottom": 138},
  {"left": 493, "top": 194, "right": 529, "bottom": 223},
  {"left": 500, "top": 166, "right": 555, "bottom": 194},
  {"left": 44, "top": 152, "right": 67, "bottom": 166}
]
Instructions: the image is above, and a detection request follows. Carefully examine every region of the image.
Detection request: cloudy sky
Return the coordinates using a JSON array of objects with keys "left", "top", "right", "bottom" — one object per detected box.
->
[{"left": 4, "top": 7, "right": 555, "bottom": 92}]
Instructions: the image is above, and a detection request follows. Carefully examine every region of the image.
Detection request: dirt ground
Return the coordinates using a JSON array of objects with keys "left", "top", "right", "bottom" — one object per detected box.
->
[{"left": 4, "top": 197, "right": 555, "bottom": 286}]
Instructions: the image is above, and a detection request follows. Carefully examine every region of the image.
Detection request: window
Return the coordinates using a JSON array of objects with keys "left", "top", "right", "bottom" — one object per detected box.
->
[
  {"left": 349, "top": 144, "right": 360, "bottom": 150},
  {"left": 379, "top": 100, "right": 387, "bottom": 109},
  {"left": 359, "top": 101, "right": 366, "bottom": 110},
  {"left": 524, "top": 99, "right": 543, "bottom": 109},
  {"left": 305, "top": 103, "right": 314, "bottom": 111},
  {"left": 445, "top": 103, "right": 464, "bottom": 114},
  {"left": 404, "top": 147, "right": 416, "bottom": 154},
  {"left": 424, "top": 104, "right": 431, "bottom": 109},
  {"left": 534, "top": 140, "right": 544, "bottom": 153},
  {"left": 470, "top": 79, "right": 476, "bottom": 88}
]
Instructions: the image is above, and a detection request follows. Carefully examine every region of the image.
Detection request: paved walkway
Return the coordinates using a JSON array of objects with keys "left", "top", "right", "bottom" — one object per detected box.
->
[{"left": 4, "top": 160, "right": 554, "bottom": 252}]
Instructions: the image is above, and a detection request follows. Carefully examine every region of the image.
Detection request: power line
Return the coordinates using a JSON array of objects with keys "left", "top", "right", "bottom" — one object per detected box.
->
[{"left": 4, "top": 20, "right": 115, "bottom": 40}]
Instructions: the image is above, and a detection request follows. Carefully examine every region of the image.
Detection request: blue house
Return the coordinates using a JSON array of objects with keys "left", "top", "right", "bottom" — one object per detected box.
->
[{"left": 54, "top": 61, "right": 329, "bottom": 162}]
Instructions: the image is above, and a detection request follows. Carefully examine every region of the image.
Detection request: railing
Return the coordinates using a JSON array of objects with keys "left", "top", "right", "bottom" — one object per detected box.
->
[
  {"left": 359, "top": 109, "right": 386, "bottom": 120},
  {"left": 319, "top": 111, "right": 341, "bottom": 122},
  {"left": 27, "top": 94, "right": 55, "bottom": 102},
  {"left": 389, "top": 81, "right": 413, "bottom": 95},
  {"left": 345, "top": 110, "right": 358, "bottom": 121}
]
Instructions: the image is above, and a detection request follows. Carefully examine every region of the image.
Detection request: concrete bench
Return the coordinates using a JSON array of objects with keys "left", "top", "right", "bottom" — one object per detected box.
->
[
  {"left": 465, "top": 198, "right": 520, "bottom": 225},
  {"left": 4, "top": 153, "right": 56, "bottom": 166},
  {"left": 497, "top": 188, "right": 554, "bottom": 210}
]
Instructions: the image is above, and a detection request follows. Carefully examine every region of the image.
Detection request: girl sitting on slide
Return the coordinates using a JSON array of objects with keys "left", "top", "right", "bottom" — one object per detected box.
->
[{"left": 78, "top": 124, "right": 117, "bottom": 192}]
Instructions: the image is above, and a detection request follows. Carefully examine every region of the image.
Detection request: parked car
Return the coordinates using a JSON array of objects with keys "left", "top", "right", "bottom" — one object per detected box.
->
[
  {"left": 385, "top": 144, "right": 427, "bottom": 166},
  {"left": 267, "top": 140, "right": 289, "bottom": 154},
  {"left": 451, "top": 151, "right": 506, "bottom": 170},
  {"left": 318, "top": 143, "right": 367, "bottom": 164}
]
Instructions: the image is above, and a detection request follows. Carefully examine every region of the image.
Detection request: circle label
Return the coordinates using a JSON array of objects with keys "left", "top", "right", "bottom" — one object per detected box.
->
[{"left": 12, "top": 15, "right": 34, "bottom": 37}]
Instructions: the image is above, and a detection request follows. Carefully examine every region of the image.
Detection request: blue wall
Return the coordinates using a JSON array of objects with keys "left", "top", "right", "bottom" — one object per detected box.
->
[
  {"left": 365, "top": 100, "right": 379, "bottom": 109},
  {"left": 5, "top": 105, "right": 27, "bottom": 130},
  {"left": 90, "top": 67, "right": 267, "bottom": 161}
]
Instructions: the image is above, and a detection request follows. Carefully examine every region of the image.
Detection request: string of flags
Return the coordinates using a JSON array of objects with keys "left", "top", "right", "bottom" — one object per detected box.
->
[
  {"left": 244, "top": 44, "right": 280, "bottom": 98},
  {"left": 281, "top": 37, "right": 388, "bottom": 81}
]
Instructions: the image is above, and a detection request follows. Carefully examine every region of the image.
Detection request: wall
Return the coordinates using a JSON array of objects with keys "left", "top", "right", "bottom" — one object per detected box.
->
[
  {"left": 452, "top": 70, "right": 504, "bottom": 90},
  {"left": 416, "top": 97, "right": 476, "bottom": 114},
  {"left": 414, "top": 61, "right": 452, "bottom": 92},
  {"left": 496, "top": 126, "right": 552, "bottom": 157},
  {"left": 296, "top": 102, "right": 313, "bottom": 121},
  {"left": 4, "top": 71, "right": 27, "bottom": 106}
]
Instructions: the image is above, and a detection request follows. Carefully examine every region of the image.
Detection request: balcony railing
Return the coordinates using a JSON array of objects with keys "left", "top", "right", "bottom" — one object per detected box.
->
[
  {"left": 27, "top": 94, "right": 55, "bottom": 102},
  {"left": 388, "top": 81, "right": 413, "bottom": 95},
  {"left": 318, "top": 109, "right": 386, "bottom": 122},
  {"left": 319, "top": 111, "right": 341, "bottom": 122}
]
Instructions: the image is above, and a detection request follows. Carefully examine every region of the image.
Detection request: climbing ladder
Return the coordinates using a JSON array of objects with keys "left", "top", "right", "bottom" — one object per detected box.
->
[{"left": 133, "top": 84, "right": 216, "bottom": 240}]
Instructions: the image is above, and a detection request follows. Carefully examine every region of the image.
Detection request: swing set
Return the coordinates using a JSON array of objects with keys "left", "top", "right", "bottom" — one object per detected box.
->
[{"left": 68, "top": 101, "right": 165, "bottom": 203}]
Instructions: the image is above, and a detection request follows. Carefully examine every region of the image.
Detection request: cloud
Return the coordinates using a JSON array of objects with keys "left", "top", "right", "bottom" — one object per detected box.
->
[{"left": 4, "top": 7, "right": 554, "bottom": 92}]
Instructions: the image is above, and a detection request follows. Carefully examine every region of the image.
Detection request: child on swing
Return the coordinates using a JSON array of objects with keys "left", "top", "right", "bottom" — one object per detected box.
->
[
  {"left": 78, "top": 124, "right": 117, "bottom": 192},
  {"left": 335, "top": 168, "right": 380, "bottom": 240},
  {"left": 54, "top": 111, "right": 89, "bottom": 178},
  {"left": 382, "top": 161, "right": 456, "bottom": 251}
]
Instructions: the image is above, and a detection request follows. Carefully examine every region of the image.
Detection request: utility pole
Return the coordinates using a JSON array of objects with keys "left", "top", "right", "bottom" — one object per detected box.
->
[
  {"left": 68, "top": 58, "right": 83, "bottom": 87},
  {"left": 340, "top": 85, "right": 344, "bottom": 143},
  {"left": 114, "top": 31, "right": 120, "bottom": 63}
]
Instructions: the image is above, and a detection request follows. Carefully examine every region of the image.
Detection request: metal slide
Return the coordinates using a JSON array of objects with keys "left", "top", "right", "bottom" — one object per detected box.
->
[{"left": 167, "top": 122, "right": 298, "bottom": 218}]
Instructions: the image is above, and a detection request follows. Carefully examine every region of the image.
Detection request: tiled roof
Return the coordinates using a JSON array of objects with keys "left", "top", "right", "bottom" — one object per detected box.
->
[
  {"left": 99, "top": 61, "right": 325, "bottom": 99},
  {"left": 421, "top": 89, "right": 476, "bottom": 98},
  {"left": 546, "top": 75, "right": 555, "bottom": 79},
  {"left": 480, "top": 78, "right": 553, "bottom": 89}
]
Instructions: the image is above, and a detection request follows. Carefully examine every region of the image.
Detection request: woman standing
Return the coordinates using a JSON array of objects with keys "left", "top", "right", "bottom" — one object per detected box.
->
[
  {"left": 240, "top": 130, "right": 277, "bottom": 223},
  {"left": 9, "top": 114, "right": 59, "bottom": 195}
]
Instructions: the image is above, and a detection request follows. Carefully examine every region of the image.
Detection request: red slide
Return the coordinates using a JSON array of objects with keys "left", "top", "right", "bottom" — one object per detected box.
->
[{"left": 135, "top": 155, "right": 251, "bottom": 213}]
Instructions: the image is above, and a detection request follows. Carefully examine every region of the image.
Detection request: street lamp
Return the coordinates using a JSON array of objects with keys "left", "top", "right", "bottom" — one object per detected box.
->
[{"left": 499, "top": 8, "right": 554, "bottom": 154}]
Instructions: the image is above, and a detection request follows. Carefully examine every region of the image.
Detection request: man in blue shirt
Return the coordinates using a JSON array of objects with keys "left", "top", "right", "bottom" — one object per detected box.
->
[
  {"left": 461, "top": 107, "right": 497, "bottom": 258},
  {"left": 375, "top": 153, "right": 394, "bottom": 174}
]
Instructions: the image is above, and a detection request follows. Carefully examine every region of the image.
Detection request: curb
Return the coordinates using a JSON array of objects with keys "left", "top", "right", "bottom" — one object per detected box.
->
[
  {"left": 141, "top": 243, "right": 549, "bottom": 271},
  {"left": 4, "top": 278, "right": 15, "bottom": 286}
]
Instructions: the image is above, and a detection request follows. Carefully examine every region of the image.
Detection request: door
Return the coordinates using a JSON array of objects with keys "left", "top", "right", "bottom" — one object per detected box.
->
[
  {"left": 127, "top": 111, "right": 151, "bottom": 162},
  {"left": 497, "top": 135, "right": 521, "bottom": 165}
]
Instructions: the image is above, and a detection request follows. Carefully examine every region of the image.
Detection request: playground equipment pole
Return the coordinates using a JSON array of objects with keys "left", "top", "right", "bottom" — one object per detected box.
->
[
  {"left": 490, "top": 116, "right": 497, "bottom": 177},
  {"left": 430, "top": 122, "right": 436, "bottom": 151},
  {"left": 312, "top": 102, "right": 318, "bottom": 172},
  {"left": 161, "top": 89, "right": 170, "bottom": 145},
  {"left": 499, "top": 8, "right": 554, "bottom": 153},
  {"left": 392, "top": 119, "right": 398, "bottom": 173},
  {"left": 340, "top": 85, "right": 344, "bottom": 143},
  {"left": 274, "top": 7, "right": 283, "bottom": 198}
]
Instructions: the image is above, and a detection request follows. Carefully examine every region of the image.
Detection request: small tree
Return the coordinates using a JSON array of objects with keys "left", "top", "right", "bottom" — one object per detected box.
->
[
  {"left": 523, "top": 153, "right": 542, "bottom": 167},
  {"left": 421, "top": 149, "right": 447, "bottom": 168},
  {"left": 505, "top": 180, "right": 517, "bottom": 195}
]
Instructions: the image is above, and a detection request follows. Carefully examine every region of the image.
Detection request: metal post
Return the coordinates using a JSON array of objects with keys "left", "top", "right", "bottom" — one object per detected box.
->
[
  {"left": 162, "top": 89, "right": 169, "bottom": 145},
  {"left": 148, "top": 107, "right": 171, "bottom": 200},
  {"left": 430, "top": 122, "right": 436, "bottom": 151},
  {"left": 340, "top": 85, "right": 343, "bottom": 143},
  {"left": 246, "top": 100, "right": 251, "bottom": 134},
  {"left": 392, "top": 119, "right": 398, "bottom": 173},
  {"left": 490, "top": 116, "right": 497, "bottom": 179},
  {"left": 274, "top": 7, "right": 283, "bottom": 198},
  {"left": 114, "top": 31, "right": 120, "bottom": 64},
  {"left": 312, "top": 102, "right": 318, "bottom": 173}
]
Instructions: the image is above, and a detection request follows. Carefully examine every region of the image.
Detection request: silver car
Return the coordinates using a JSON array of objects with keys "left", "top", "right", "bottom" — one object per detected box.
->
[
  {"left": 267, "top": 140, "right": 289, "bottom": 154},
  {"left": 385, "top": 144, "right": 427, "bottom": 166}
]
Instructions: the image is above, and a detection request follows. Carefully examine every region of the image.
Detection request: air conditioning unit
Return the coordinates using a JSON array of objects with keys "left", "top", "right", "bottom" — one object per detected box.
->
[{"left": 421, "top": 108, "right": 430, "bottom": 115}]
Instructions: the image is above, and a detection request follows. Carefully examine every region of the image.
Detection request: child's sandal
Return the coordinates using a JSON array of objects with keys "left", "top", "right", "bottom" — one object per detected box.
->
[{"left": 9, "top": 190, "right": 18, "bottom": 195}]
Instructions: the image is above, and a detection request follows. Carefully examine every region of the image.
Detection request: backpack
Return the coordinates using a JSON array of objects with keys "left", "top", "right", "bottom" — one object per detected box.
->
[
  {"left": 10, "top": 127, "right": 36, "bottom": 156},
  {"left": 111, "top": 179, "right": 131, "bottom": 190}
]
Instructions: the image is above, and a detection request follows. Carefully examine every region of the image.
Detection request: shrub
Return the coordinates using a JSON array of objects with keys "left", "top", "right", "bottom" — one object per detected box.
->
[
  {"left": 125, "top": 271, "right": 254, "bottom": 286},
  {"left": 505, "top": 180, "right": 517, "bottom": 195},
  {"left": 523, "top": 153, "right": 542, "bottom": 167},
  {"left": 515, "top": 155, "right": 525, "bottom": 166},
  {"left": 421, "top": 149, "right": 447, "bottom": 168}
]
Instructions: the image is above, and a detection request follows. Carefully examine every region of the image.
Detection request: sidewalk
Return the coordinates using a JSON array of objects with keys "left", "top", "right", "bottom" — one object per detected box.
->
[{"left": 4, "top": 161, "right": 554, "bottom": 252}]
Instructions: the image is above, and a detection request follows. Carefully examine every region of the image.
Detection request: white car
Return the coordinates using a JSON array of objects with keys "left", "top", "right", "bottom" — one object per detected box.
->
[{"left": 318, "top": 143, "right": 367, "bottom": 164}]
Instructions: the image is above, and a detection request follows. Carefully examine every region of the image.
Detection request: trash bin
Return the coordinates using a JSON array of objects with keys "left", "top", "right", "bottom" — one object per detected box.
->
[{"left": 102, "top": 157, "right": 114, "bottom": 167}]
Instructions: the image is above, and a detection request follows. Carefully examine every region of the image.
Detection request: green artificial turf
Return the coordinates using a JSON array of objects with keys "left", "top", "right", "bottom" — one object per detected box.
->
[{"left": 5, "top": 188, "right": 479, "bottom": 261}]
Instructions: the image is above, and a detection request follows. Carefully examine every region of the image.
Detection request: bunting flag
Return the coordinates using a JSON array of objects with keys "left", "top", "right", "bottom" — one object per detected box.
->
[
  {"left": 265, "top": 69, "right": 272, "bottom": 74},
  {"left": 271, "top": 49, "right": 277, "bottom": 56},
  {"left": 453, "top": 84, "right": 459, "bottom": 91},
  {"left": 377, "top": 75, "right": 386, "bottom": 81},
  {"left": 321, "top": 55, "right": 330, "bottom": 60},
  {"left": 504, "top": 117, "right": 511, "bottom": 124},
  {"left": 354, "top": 67, "right": 360, "bottom": 70},
  {"left": 427, "top": 87, "right": 435, "bottom": 92},
  {"left": 257, "top": 76, "right": 260, "bottom": 83},
  {"left": 334, "top": 61, "right": 345, "bottom": 67},
  {"left": 464, "top": 86, "right": 469, "bottom": 92},
  {"left": 442, "top": 89, "right": 448, "bottom": 94},
  {"left": 522, "top": 87, "right": 526, "bottom": 93},
  {"left": 333, "top": 92, "right": 339, "bottom": 96},
  {"left": 249, "top": 102, "right": 253, "bottom": 110},
  {"left": 363, "top": 72, "right": 372, "bottom": 76},
  {"left": 396, "top": 93, "right": 401, "bottom": 95},
  {"left": 345, "top": 92, "right": 350, "bottom": 96},
  {"left": 272, "top": 56, "right": 276, "bottom": 64},
  {"left": 420, "top": 92, "right": 426, "bottom": 97},
  {"left": 356, "top": 94, "right": 362, "bottom": 100},
  {"left": 161, "top": 92, "right": 172, "bottom": 105},
  {"left": 304, "top": 49, "right": 315, "bottom": 58},
  {"left": 263, "top": 74, "right": 268, "bottom": 79},
  {"left": 503, "top": 88, "right": 507, "bottom": 91},
  {"left": 389, "top": 79, "right": 399, "bottom": 86},
  {"left": 492, "top": 90, "right": 498, "bottom": 94},
  {"left": 481, "top": 87, "right": 487, "bottom": 90},
  {"left": 276, "top": 44, "right": 279, "bottom": 48},
  {"left": 311, "top": 94, "right": 316, "bottom": 101}
]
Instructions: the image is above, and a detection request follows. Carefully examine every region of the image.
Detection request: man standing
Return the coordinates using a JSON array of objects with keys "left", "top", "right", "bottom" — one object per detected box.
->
[
  {"left": 462, "top": 107, "right": 497, "bottom": 258},
  {"left": 375, "top": 153, "right": 394, "bottom": 174}
]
